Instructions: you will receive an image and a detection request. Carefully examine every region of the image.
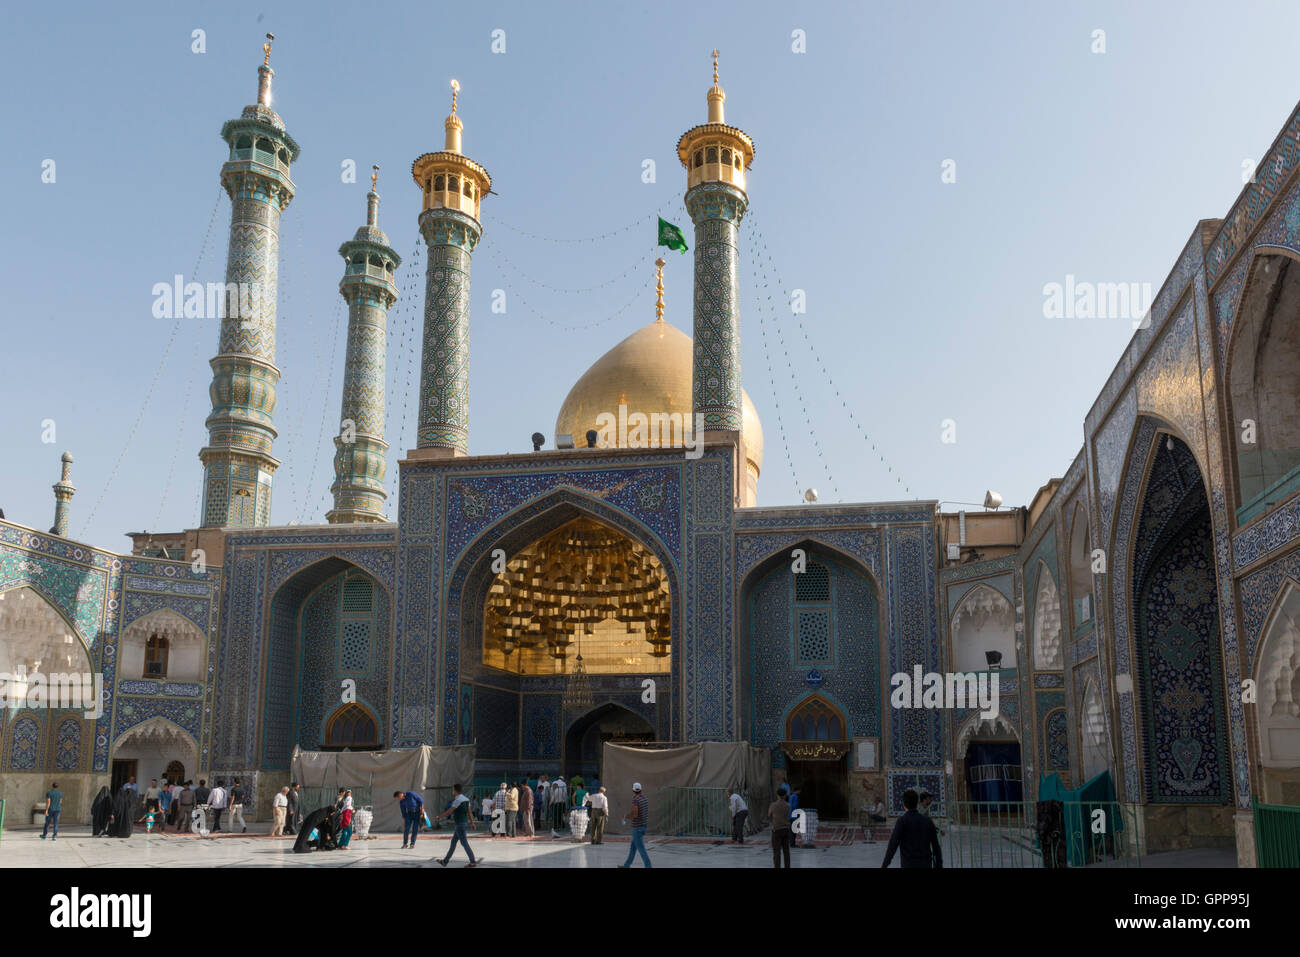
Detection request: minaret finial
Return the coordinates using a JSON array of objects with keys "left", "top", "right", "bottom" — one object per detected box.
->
[
  {"left": 655, "top": 257, "right": 666, "bottom": 323},
  {"left": 707, "top": 49, "right": 725, "bottom": 123},
  {"left": 444, "top": 79, "right": 464, "bottom": 152},
  {"left": 257, "top": 33, "right": 275, "bottom": 107},
  {"left": 367, "top": 165, "right": 380, "bottom": 227},
  {"left": 264, "top": 33, "right": 274, "bottom": 67},
  {"left": 712, "top": 48, "right": 719, "bottom": 84},
  {"left": 450, "top": 78, "right": 460, "bottom": 115}
]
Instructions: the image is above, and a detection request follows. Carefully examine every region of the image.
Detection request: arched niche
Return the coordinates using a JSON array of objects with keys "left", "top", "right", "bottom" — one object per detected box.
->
[
  {"left": 1079, "top": 678, "right": 1110, "bottom": 783},
  {"left": 1226, "top": 250, "right": 1300, "bottom": 524},
  {"left": 1068, "top": 502, "right": 1094, "bottom": 630},
  {"left": 120, "top": 609, "right": 206, "bottom": 683},
  {"left": 951, "top": 583, "right": 1016, "bottom": 674},
  {"left": 1032, "top": 563, "right": 1063, "bottom": 670},
  {"left": 1253, "top": 581, "right": 1300, "bottom": 804}
]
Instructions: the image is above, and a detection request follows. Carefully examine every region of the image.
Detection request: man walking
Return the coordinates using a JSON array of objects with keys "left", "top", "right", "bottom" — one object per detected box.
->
[
  {"left": 395, "top": 789, "right": 424, "bottom": 848},
  {"left": 881, "top": 788, "right": 943, "bottom": 869},
  {"left": 769, "top": 789, "right": 792, "bottom": 868},
  {"left": 727, "top": 787, "right": 749, "bottom": 844},
  {"left": 519, "top": 779, "right": 534, "bottom": 838},
  {"left": 40, "top": 781, "right": 63, "bottom": 841},
  {"left": 271, "top": 787, "right": 289, "bottom": 837},
  {"left": 618, "top": 783, "right": 651, "bottom": 868},
  {"left": 286, "top": 782, "right": 300, "bottom": 835},
  {"left": 209, "top": 779, "right": 228, "bottom": 832},
  {"left": 434, "top": 783, "right": 479, "bottom": 867},
  {"left": 229, "top": 777, "right": 248, "bottom": 833},
  {"left": 586, "top": 785, "right": 608, "bottom": 844},
  {"left": 177, "top": 780, "right": 196, "bottom": 833}
]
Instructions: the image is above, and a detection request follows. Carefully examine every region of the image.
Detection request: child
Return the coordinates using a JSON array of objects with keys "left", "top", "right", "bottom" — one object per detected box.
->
[{"left": 337, "top": 805, "right": 355, "bottom": 849}]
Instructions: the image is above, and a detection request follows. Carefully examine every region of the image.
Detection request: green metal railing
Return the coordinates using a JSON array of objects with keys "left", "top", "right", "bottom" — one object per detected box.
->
[
  {"left": 940, "top": 800, "right": 1143, "bottom": 868},
  {"left": 298, "top": 787, "right": 373, "bottom": 819},
  {"left": 1253, "top": 797, "right": 1300, "bottom": 867},
  {"left": 661, "top": 787, "right": 761, "bottom": 838}
]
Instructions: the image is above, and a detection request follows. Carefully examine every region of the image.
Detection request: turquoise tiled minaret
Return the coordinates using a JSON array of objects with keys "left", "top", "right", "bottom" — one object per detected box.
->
[
  {"left": 409, "top": 80, "right": 491, "bottom": 458},
  {"left": 678, "top": 51, "right": 754, "bottom": 433},
  {"left": 50, "top": 452, "right": 75, "bottom": 537},
  {"left": 327, "top": 168, "right": 400, "bottom": 523},
  {"left": 199, "top": 35, "right": 299, "bottom": 527}
]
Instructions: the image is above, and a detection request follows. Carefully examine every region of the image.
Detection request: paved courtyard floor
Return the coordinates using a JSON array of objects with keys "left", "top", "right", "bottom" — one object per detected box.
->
[{"left": 0, "top": 825, "right": 1236, "bottom": 868}]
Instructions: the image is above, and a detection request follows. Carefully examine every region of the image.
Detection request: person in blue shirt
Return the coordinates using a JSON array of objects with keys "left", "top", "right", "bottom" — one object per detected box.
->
[
  {"left": 395, "top": 789, "right": 424, "bottom": 848},
  {"left": 787, "top": 784, "right": 802, "bottom": 847},
  {"left": 41, "top": 782, "right": 63, "bottom": 841}
]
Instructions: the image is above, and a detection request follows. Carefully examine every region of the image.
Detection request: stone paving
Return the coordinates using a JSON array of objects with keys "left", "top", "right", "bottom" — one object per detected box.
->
[{"left": 0, "top": 824, "right": 1236, "bottom": 867}]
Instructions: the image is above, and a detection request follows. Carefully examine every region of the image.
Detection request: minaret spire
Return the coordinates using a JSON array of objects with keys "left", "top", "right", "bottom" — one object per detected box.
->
[
  {"left": 199, "top": 35, "right": 300, "bottom": 527},
  {"left": 409, "top": 79, "right": 491, "bottom": 458},
  {"left": 50, "top": 452, "right": 75, "bottom": 537},
  {"left": 328, "top": 170, "right": 400, "bottom": 523},
  {"left": 677, "top": 47, "right": 754, "bottom": 502}
]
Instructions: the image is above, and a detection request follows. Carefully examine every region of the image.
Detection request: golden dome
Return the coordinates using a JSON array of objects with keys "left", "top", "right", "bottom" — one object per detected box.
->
[{"left": 554, "top": 318, "right": 763, "bottom": 474}]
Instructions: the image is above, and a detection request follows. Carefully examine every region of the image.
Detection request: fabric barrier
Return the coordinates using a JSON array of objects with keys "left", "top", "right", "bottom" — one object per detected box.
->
[
  {"left": 600, "top": 742, "right": 771, "bottom": 834},
  {"left": 290, "top": 745, "right": 475, "bottom": 833}
]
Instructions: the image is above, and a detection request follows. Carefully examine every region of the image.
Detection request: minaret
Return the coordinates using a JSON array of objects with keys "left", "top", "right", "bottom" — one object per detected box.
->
[
  {"left": 198, "top": 34, "right": 300, "bottom": 526},
  {"left": 50, "top": 452, "right": 75, "bottom": 537},
  {"left": 327, "top": 167, "right": 400, "bottom": 523},
  {"left": 409, "top": 80, "right": 491, "bottom": 458},
  {"left": 677, "top": 49, "right": 753, "bottom": 437}
]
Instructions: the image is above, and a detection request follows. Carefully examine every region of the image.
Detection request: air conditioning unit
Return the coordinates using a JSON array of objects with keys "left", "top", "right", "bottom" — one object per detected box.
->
[{"left": 946, "top": 544, "right": 961, "bottom": 561}]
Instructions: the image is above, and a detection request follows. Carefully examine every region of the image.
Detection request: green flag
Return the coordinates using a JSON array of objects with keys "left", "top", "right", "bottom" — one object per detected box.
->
[{"left": 658, "top": 217, "right": 688, "bottom": 254}]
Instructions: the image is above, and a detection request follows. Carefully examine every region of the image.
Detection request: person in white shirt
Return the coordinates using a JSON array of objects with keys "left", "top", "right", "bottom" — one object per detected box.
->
[
  {"left": 585, "top": 786, "right": 609, "bottom": 844},
  {"left": 491, "top": 783, "right": 508, "bottom": 837},
  {"left": 271, "top": 787, "right": 289, "bottom": 837},
  {"left": 209, "top": 780, "right": 228, "bottom": 832},
  {"left": 726, "top": 787, "right": 749, "bottom": 844},
  {"left": 480, "top": 794, "right": 493, "bottom": 831},
  {"left": 549, "top": 776, "right": 568, "bottom": 833}
]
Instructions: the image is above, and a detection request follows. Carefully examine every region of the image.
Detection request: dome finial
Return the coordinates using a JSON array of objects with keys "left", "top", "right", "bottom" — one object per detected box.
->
[
  {"left": 712, "top": 48, "right": 719, "bottom": 84},
  {"left": 263, "top": 33, "right": 274, "bottom": 68},
  {"left": 655, "top": 257, "right": 667, "bottom": 323}
]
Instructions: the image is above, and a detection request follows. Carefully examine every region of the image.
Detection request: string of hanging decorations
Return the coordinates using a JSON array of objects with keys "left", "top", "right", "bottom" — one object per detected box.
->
[
  {"left": 482, "top": 242, "right": 655, "bottom": 331},
  {"left": 745, "top": 239, "right": 841, "bottom": 502},
  {"left": 302, "top": 296, "right": 343, "bottom": 523},
  {"left": 483, "top": 240, "right": 663, "bottom": 295},
  {"left": 80, "top": 187, "right": 226, "bottom": 538},
  {"left": 492, "top": 198, "right": 683, "bottom": 245},
  {"left": 748, "top": 209, "right": 913, "bottom": 497},
  {"left": 485, "top": 517, "right": 671, "bottom": 667},
  {"left": 384, "top": 239, "right": 425, "bottom": 503},
  {"left": 747, "top": 248, "right": 804, "bottom": 504}
]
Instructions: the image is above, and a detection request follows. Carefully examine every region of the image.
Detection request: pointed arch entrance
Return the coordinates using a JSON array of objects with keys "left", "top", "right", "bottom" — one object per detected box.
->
[
  {"left": 781, "top": 694, "right": 852, "bottom": 818},
  {"left": 563, "top": 702, "right": 655, "bottom": 782}
]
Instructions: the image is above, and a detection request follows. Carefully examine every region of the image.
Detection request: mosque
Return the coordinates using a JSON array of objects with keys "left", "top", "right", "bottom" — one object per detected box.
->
[{"left": 2, "top": 38, "right": 1298, "bottom": 867}]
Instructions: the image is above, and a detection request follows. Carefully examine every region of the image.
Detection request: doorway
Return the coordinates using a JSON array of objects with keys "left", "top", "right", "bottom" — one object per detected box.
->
[
  {"left": 786, "top": 755, "right": 850, "bottom": 819},
  {"left": 111, "top": 759, "right": 137, "bottom": 793},
  {"left": 564, "top": 702, "right": 655, "bottom": 782}
]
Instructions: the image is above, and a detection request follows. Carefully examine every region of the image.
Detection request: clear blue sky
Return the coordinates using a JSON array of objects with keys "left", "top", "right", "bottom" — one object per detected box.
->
[{"left": 3, "top": 0, "right": 1297, "bottom": 551}]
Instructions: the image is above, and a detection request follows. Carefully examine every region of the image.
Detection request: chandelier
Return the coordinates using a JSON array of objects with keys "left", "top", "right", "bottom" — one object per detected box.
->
[
  {"left": 562, "top": 643, "right": 595, "bottom": 710},
  {"left": 485, "top": 517, "right": 671, "bottom": 666}
]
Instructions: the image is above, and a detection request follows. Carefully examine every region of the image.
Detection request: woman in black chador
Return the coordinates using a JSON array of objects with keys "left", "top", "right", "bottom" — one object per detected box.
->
[
  {"left": 90, "top": 787, "right": 112, "bottom": 836},
  {"left": 110, "top": 787, "right": 137, "bottom": 838},
  {"left": 292, "top": 805, "right": 339, "bottom": 853}
]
